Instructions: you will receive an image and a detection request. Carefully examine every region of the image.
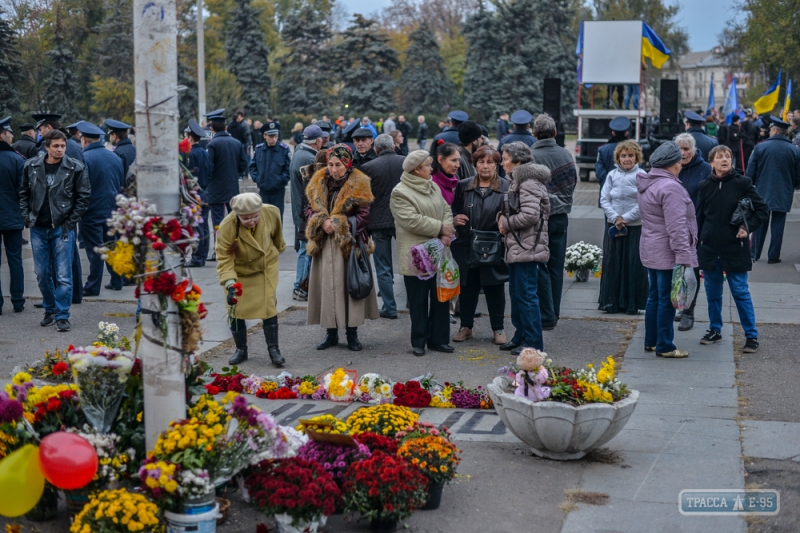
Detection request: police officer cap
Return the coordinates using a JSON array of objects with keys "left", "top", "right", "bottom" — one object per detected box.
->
[
  {"left": 261, "top": 121, "right": 280, "bottom": 135},
  {"left": 32, "top": 113, "right": 62, "bottom": 129},
  {"left": 684, "top": 110, "right": 704, "bottom": 123},
  {"left": 448, "top": 110, "right": 469, "bottom": 123},
  {"left": 204, "top": 108, "right": 225, "bottom": 119},
  {"left": 510, "top": 110, "right": 532, "bottom": 125},
  {"left": 105, "top": 119, "right": 131, "bottom": 131},
  {"left": 0, "top": 116, "right": 11, "bottom": 132},
  {"left": 315, "top": 120, "right": 332, "bottom": 132},
  {"left": 67, "top": 121, "right": 81, "bottom": 131},
  {"left": 352, "top": 127, "right": 373, "bottom": 139},
  {"left": 609, "top": 117, "right": 631, "bottom": 132},
  {"left": 769, "top": 115, "right": 790, "bottom": 129},
  {"left": 75, "top": 121, "right": 105, "bottom": 137},
  {"left": 187, "top": 119, "right": 205, "bottom": 139},
  {"left": 342, "top": 120, "right": 360, "bottom": 137}
]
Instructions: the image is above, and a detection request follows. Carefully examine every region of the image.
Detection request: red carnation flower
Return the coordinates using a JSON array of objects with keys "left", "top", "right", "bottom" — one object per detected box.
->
[{"left": 52, "top": 361, "right": 69, "bottom": 376}]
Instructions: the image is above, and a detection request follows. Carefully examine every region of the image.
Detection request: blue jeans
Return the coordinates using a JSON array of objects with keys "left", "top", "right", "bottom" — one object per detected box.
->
[
  {"left": 752, "top": 211, "right": 786, "bottom": 261},
  {"left": 644, "top": 268, "right": 676, "bottom": 352},
  {"left": 419, "top": 139, "right": 427, "bottom": 150},
  {"left": 31, "top": 226, "right": 76, "bottom": 320},
  {"left": 624, "top": 84, "right": 640, "bottom": 110},
  {"left": 537, "top": 213, "right": 568, "bottom": 325},
  {"left": 703, "top": 260, "right": 758, "bottom": 339},
  {"left": 371, "top": 228, "right": 396, "bottom": 316},
  {"left": 0, "top": 230, "right": 25, "bottom": 311},
  {"left": 259, "top": 188, "right": 286, "bottom": 221},
  {"left": 209, "top": 202, "right": 231, "bottom": 229},
  {"left": 508, "top": 261, "right": 544, "bottom": 350},
  {"left": 80, "top": 220, "right": 121, "bottom": 294},
  {"left": 294, "top": 241, "right": 311, "bottom": 290}
]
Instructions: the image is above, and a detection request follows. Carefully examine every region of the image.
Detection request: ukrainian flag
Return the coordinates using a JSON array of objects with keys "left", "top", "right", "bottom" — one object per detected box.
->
[
  {"left": 642, "top": 23, "right": 671, "bottom": 69},
  {"left": 754, "top": 69, "right": 781, "bottom": 115},
  {"left": 782, "top": 79, "right": 792, "bottom": 121}
]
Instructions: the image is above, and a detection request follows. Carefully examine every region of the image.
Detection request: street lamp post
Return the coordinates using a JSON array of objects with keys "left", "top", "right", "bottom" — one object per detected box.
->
[{"left": 197, "top": 0, "right": 206, "bottom": 121}]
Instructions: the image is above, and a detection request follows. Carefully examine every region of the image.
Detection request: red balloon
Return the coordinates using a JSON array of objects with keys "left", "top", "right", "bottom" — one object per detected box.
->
[{"left": 38, "top": 432, "right": 98, "bottom": 490}]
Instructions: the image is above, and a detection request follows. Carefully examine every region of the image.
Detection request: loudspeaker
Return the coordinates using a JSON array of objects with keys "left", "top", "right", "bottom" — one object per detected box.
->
[
  {"left": 660, "top": 79, "right": 679, "bottom": 124},
  {"left": 543, "top": 78, "right": 562, "bottom": 122},
  {"left": 588, "top": 118, "right": 612, "bottom": 139}
]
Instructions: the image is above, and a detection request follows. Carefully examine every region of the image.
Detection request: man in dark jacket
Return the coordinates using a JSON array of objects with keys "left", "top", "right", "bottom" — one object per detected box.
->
[
  {"left": 360, "top": 134, "right": 405, "bottom": 319},
  {"left": 397, "top": 116, "right": 412, "bottom": 155},
  {"left": 21, "top": 130, "right": 91, "bottom": 331},
  {"left": 718, "top": 115, "right": 744, "bottom": 170},
  {"left": 227, "top": 111, "right": 251, "bottom": 178},
  {"left": 76, "top": 121, "right": 125, "bottom": 296},
  {"left": 417, "top": 115, "right": 428, "bottom": 150},
  {"left": 748, "top": 116, "right": 800, "bottom": 263},
  {"left": 430, "top": 110, "right": 468, "bottom": 156},
  {"left": 250, "top": 120, "right": 263, "bottom": 152},
  {"left": 0, "top": 117, "right": 26, "bottom": 314},
  {"left": 741, "top": 109, "right": 759, "bottom": 171},
  {"left": 496, "top": 113, "right": 510, "bottom": 139},
  {"left": 250, "top": 121, "right": 292, "bottom": 220},
  {"left": 674, "top": 133, "right": 712, "bottom": 331},
  {"left": 696, "top": 144, "right": 768, "bottom": 354},
  {"left": 456, "top": 121, "right": 482, "bottom": 180},
  {"left": 352, "top": 128, "right": 377, "bottom": 168},
  {"left": 12, "top": 123, "right": 38, "bottom": 160},
  {"left": 683, "top": 110, "right": 718, "bottom": 162},
  {"left": 185, "top": 120, "right": 212, "bottom": 267},
  {"left": 206, "top": 113, "right": 248, "bottom": 234},
  {"left": 497, "top": 110, "right": 535, "bottom": 153},
  {"left": 33, "top": 113, "right": 84, "bottom": 163},
  {"left": 105, "top": 119, "right": 136, "bottom": 180}
]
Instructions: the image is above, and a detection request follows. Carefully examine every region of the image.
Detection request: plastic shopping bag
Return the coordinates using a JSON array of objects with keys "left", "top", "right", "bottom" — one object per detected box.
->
[
  {"left": 436, "top": 246, "right": 461, "bottom": 302},
  {"left": 670, "top": 265, "right": 697, "bottom": 310}
]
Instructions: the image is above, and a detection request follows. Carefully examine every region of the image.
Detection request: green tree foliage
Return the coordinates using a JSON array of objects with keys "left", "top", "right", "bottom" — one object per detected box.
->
[
  {"left": 398, "top": 22, "right": 455, "bottom": 115},
  {"left": 178, "top": 62, "right": 199, "bottom": 122},
  {"left": 0, "top": 6, "right": 24, "bottom": 116},
  {"left": 42, "top": 7, "right": 79, "bottom": 120},
  {"left": 276, "top": 2, "right": 333, "bottom": 115},
  {"left": 206, "top": 68, "right": 246, "bottom": 114},
  {"left": 95, "top": 0, "right": 134, "bottom": 81},
  {"left": 90, "top": 76, "right": 134, "bottom": 122},
  {"left": 225, "top": 0, "right": 271, "bottom": 116},
  {"left": 463, "top": 2, "right": 500, "bottom": 117},
  {"left": 333, "top": 14, "right": 400, "bottom": 113}
]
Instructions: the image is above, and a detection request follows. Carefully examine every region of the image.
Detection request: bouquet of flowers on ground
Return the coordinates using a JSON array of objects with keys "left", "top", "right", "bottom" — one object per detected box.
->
[
  {"left": 94, "top": 321, "right": 131, "bottom": 350},
  {"left": 397, "top": 435, "right": 460, "bottom": 486},
  {"left": 407, "top": 238, "right": 444, "bottom": 280},
  {"left": 353, "top": 433, "right": 398, "bottom": 455},
  {"left": 22, "top": 347, "right": 73, "bottom": 383},
  {"left": 291, "top": 375, "right": 326, "bottom": 400},
  {"left": 5, "top": 373, "right": 84, "bottom": 436},
  {"left": 246, "top": 458, "right": 341, "bottom": 530},
  {"left": 392, "top": 380, "right": 432, "bottom": 408},
  {"left": 395, "top": 421, "right": 453, "bottom": 443},
  {"left": 346, "top": 405, "right": 419, "bottom": 438},
  {"left": 564, "top": 241, "right": 603, "bottom": 273},
  {"left": 297, "top": 440, "right": 371, "bottom": 486},
  {"left": 296, "top": 414, "right": 350, "bottom": 435},
  {"left": 68, "top": 425, "right": 130, "bottom": 490},
  {"left": 70, "top": 488, "right": 162, "bottom": 533},
  {"left": 321, "top": 368, "right": 356, "bottom": 402},
  {"left": 68, "top": 346, "right": 134, "bottom": 433},
  {"left": 447, "top": 382, "right": 494, "bottom": 409},
  {"left": 356, "top": 373, "right": 393, "bottom": 404}
]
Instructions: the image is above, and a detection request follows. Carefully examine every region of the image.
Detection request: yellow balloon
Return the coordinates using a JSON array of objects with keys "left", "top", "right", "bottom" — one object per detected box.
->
[{"left": 0, "top": 444, "right": 45, "bottom": 517}]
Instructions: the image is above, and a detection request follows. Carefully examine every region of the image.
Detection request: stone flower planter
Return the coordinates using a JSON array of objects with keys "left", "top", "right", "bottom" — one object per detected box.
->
[{"left": 487, "top": 376, "right": 639, "bottom": 460}]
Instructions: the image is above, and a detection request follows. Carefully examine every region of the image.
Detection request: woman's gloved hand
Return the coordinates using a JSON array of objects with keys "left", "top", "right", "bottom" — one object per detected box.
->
[{"left": 227, "top": 282, "right": 243, "bottom": 305}]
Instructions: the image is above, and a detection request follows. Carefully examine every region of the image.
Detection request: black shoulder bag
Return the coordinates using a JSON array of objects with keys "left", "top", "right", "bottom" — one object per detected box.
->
[
  {"left": 730, "top": 197, "right": 754, "bottom": 233},
  {"left": 346, "top": 216, "right": 374, "bottom": 300},
  {"left": 467, "top": 190, "right": 504, "bottom": 267}
]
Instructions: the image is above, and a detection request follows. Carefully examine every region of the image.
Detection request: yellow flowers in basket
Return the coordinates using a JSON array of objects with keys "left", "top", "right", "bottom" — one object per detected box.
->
[{"left": 70, "top": 488, "right": 163, "bottom": 533}]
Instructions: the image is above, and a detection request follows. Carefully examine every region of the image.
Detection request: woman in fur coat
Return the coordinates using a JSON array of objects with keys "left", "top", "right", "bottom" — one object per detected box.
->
[{"left": 305, "top": 144, "right": 379, "bottom": 351}]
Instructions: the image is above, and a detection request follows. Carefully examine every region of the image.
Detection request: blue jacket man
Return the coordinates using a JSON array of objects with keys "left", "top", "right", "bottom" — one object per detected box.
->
[
  {"left": 497, "top": 110, "right": 535, "bottom": 153},
  {"left": 429, "top": 110, "right": 469, "bottom": 158},
  {"left": 595, "top": 117, "right": 631, "bottom": 205},
  {"left": 206, "top": 115, "right": 248, "bottom": 229},
  {"left": 684, "top": 111, "right": 718, "bottom": 162},
  {"left": 105, "top": 120, "right": 136, "bottom": 181},
  {"left": 76, "top": 121, "right": 125, "bottom": 295},
  {"left": 0, "top": 117, "right": 26, "bottom": 313},
  {"left": 249, "top": 121, "right": 292, "bottom": 219},
  {"left": 747, "top": 116, "right": 800, "bottom": 263},
  {"left": 185, "top": 120, "right": 212, "bottom": 267}
]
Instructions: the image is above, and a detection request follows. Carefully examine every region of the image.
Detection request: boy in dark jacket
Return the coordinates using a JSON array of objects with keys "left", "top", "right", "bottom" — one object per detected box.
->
[{"left": 696, "top": 145, "right": 769, "bottom": 353}]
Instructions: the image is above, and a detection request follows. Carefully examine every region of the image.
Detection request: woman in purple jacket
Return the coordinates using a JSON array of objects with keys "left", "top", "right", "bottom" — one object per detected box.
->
[{"left": 637, "top": 142, "right": 698, "bottom": 358}]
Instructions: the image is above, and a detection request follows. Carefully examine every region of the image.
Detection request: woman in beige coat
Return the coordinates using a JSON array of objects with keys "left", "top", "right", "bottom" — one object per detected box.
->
[
  {"left": 216, "top": 193, "right": 286, "bottom": 367},
  {"left": 305, "top": 144, "right": 379, "bottom": 351},
  {"left": 390, "top": 150, "right": 455, "bottom": 357}
]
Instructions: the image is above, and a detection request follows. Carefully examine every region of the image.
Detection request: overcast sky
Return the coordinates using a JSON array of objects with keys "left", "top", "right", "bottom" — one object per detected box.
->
[{"left": 339, "top": 0, "right": 741, "bottom": 53}]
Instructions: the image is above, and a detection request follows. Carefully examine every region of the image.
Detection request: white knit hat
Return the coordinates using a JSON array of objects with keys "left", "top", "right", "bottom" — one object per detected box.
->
[
  {"left": 403, "top": 150, "right": 433, "bottom": 172},
  {"left": 230, "top": 193, "right": 263, "bottom": 215}
]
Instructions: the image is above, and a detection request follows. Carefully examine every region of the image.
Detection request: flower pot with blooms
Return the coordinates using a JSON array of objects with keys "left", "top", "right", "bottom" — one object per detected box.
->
[
  {"left": 320, "top": 368, "right": 357, "bottom": 402},
  {"left": 345, "top": 405, "right": 419, "bottom": 438},
  {"left": 395, "top": 421, "right": 453, "bottom": 443},
  {"left": 391, "top": 381, "right": 431, "bottom": 408},
  {"left": 564, "top": 241, "right": 602, "bottom": 281},
  {"left": 353, "top": 433, "right": 399, "bottom": 455},
  {"left": 342, "top": 452, "right": 428, "bottom": 526},
  {"left": 69, "top": 488, "right": 162, "bottom": 533},
  {"left": 297, "top": 440, "right": 371, "bottom": 486},
  {"left": 68, "top": 345, "right": 134, "bottom": 433},
  {"left": 397, "top": 436, "right": 460, "bottom": 510},
  {"left": 245, "top": 458, "right": 341, "bottom": 533},
  {"left": 356, "top": 373, "right": 393, "bottom": 404}
]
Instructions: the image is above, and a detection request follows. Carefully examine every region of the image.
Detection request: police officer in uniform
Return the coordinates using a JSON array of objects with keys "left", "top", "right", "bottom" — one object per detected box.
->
[
  {"left": 75, "top": 121, "right": 125, "bottom": 295},
  {"left": 497, "top": 110, "right": 535, "bottom": 152},
  {"left": 250, "top": 121, "right": 292, "bottom": 220},
  {"left": 594, "top": 117, "right": 631, "bottom": 200},
  {"left": 105, "top": 119, "right": 136, "bottom": 179},
  {"left": 429, "top": 110, "right": 468, "bottom": 156},
  {"left": 185, "top": 120, "right": 212, "bottom": 267},
  {"left": 340, "top": 119, "right": 360, "bottom": 151},
  {"left": 32, "top": 113, "right": 84, "bottom": 163},
  {"left": 67, "top": 122, "right": 82, "bottom": 144},
  {"left": 12, "top": 123, "right": 38, "bottom": 160},
  {"left": 683, "top": 110, "right": 718, "bottom": 162},
  {"left": 206, "top": 109, "right": 248, "bottom": 246},
  {"left": 0, "top": 117, "right": 26, "bottom": 314}
]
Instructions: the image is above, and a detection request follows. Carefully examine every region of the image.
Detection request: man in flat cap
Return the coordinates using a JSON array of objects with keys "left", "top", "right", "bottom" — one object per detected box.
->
[
  {"left": 76, "top": 121, "right": 125, "bottom": 296},
  {"left": 185, "top": 120, "right": 212, "bottom": 268},
  {"left": 105, "top": 119, "right": 136, "bottom": 180},
  {"left": 250, "top": 121, "right": 292, "bottom": 221},
  {"left": 352, "top": 128, "right": 377, "bottom": 169},
  {"left": 683, "top": 110, "right": 718, "bottom": 162},
  {"left": 32, "top": 113, "right": 84, "bottom": 163},
  {"left": 747, "top": 115, "right": 800, "bottom": 264},
  {"left": 0, "top": 117, "right": 26, "bottom": 314},
  {"left": 497, "top": 110, "right": 535, "bottom": 152},
  {"left": 12, "top": 123, "right": 38, "bottom": 160}
]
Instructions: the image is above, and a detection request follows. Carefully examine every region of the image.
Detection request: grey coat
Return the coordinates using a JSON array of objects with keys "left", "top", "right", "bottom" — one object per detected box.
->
[
  {"left": 530, "top": 138, "right": 577, "bottom": 215},
  {"left": 499, "top": 163, "right": 551, "bottom": 264}
]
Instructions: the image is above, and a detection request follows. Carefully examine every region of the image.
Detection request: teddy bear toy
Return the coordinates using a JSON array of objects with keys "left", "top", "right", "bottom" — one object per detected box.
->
[{"left": 514, "top": 348, "right": 551, "bottom": 402}]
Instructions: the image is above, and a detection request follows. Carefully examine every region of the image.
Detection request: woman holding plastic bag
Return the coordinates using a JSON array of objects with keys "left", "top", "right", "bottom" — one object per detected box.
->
[
  {"left": 637, "top": 142, "right": 698, "bottom": 358},
  {"left": 391, "top": 150, "right": 455, "bottom": 357}
]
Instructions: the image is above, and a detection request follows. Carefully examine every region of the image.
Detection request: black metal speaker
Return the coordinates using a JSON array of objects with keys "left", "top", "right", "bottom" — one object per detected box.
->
[
  {"left": 660, "top": 79, "right": 680, "bottom": 124},
  {"left": 588, "top": 118, "right": 612, "bottom": 139},
  {"left": 543, "top": 78, "right": 562, "bottom": 123}
]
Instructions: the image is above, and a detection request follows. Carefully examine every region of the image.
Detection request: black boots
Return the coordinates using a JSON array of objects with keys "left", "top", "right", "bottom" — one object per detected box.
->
[
  {"left": 228, "top": 327, "right": 248, "bottom": 365},
  {"left": 346, "top": 327, "right": 362, "bottom": 351},
  {"left": 317, "top": 328, "right": 339, "bottom": 350},
  {"left": 263, "top": 323, "right": 285, "bottom": 367}
]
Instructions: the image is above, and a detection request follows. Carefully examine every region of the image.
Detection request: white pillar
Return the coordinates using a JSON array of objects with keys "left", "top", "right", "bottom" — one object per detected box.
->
[{"left": 133, "top": 0, "right": 186, "bottom": 450}]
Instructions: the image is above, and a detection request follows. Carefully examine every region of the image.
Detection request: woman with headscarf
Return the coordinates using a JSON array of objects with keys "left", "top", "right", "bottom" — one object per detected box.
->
[
  {"left": 637, "top": 141, "right": 698, "bottom": 358},
  {"left": 305, "top": 144, "right": 379, "bottom": 351},
  {"left": 216, "top": 192, "right": 286, "bottom": 367},
  {"left": 431, "top": 141, "right": 461, "bottom": 205}
]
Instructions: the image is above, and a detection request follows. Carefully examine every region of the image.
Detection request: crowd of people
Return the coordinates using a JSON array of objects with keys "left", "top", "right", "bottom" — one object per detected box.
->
[{"left": 0, "top": 101, "right": 798, "bottom": 368}]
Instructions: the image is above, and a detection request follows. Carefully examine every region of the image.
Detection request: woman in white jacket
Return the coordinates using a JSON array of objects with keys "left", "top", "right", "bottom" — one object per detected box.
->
[{"left": 598, "top": 140, "right": 649, "bottom": 314}]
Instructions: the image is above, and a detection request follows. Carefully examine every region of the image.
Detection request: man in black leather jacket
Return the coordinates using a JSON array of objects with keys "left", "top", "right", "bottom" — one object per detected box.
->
[{"left": 20, "top": 129, "right": 91, "bottom": 332}]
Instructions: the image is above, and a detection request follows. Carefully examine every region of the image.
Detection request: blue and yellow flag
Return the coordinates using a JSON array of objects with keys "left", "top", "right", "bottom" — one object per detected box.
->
[
  {"left": 754, "top": 69, "right": 781, "bottom": 115},
  {"left": 782, "top": 79, "right": 792, "bottom": 121},
  {"left": 642, "top": 23, "right": 671, "bottom": 69}
]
